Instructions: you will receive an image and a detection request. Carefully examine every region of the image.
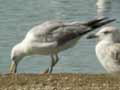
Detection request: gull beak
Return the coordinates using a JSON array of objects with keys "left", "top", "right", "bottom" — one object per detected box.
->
[
  {"left": 86, "top": 33, "right": 98, "bottom": 39},
  {"left": 9, "top": 61, "right": 17, "bottom": 73}
]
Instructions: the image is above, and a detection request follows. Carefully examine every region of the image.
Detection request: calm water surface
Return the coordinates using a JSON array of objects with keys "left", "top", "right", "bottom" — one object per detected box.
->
[{"left": 0, "top": 0, "right": 120, "bottom": 73}]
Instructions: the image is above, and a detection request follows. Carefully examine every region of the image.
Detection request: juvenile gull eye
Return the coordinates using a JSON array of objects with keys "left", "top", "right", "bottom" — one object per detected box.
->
[{"left": 103, "top": 31, "right": 111, "bottom": 34}]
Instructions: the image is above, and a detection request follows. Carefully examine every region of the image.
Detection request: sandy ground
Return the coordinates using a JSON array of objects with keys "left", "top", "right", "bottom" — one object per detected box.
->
[{"left": 0, "top": 73, "right": 120, "bottom": 90}]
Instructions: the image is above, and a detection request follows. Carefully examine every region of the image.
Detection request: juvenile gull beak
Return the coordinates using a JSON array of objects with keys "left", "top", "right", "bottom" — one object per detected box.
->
[
  {"left": 86, "top": 33, "right": 98, "bottom": 39},
  {"left": 9, "top": 61, "right": 17, "bottom": 73}
]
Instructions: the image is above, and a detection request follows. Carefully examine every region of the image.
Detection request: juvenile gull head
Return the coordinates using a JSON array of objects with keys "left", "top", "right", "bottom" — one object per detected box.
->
[
  {"left": 87, "top": 26, "right": 120, "bottom": 73},
  {"left": 10, "top": 18, "right": 115, "bottom": 74}
]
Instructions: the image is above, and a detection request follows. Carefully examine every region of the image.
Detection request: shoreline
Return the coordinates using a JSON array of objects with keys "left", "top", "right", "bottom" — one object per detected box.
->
[{"left": 0, "top": 73, "right": 120, "bottom": 90}]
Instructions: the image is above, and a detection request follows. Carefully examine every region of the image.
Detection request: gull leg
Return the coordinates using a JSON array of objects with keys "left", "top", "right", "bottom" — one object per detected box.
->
[
  {"left": 43, "top": 54, "right": 55, "bottom": 74},
  {"left": 49, "top": 53, "right": 59, "bottom": 73},
  {"left": 48, "top": 54, "right": 55, "bottom": 73},
  {"left": 43, "top": 53, "right": 59, "bottom": 74},
  {"left": 54, "top": 53, "right": 59, "bottom": 66}
]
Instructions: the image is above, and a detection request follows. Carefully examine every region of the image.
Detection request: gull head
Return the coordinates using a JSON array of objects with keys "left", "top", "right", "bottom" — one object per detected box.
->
[
  {"left": 87, "top": 26, "right": 120, "bottom": 42},
  {"left": 10, "top": 43, "right": 26, "bottom": 73}
]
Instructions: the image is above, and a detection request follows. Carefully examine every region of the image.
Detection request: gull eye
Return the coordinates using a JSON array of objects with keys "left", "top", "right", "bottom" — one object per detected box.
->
[{"left": 103, "top": 31, "right": 111, "bottom": 34}]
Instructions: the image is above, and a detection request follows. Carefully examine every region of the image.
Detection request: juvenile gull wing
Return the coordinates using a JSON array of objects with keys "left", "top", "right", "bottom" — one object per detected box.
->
[{"left": 108, "top": 44, "right": 120, "bottom": 65}]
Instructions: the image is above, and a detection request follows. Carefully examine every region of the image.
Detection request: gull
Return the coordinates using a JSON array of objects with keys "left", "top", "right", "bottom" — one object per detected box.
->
[
  {"left": 10, "top": 18, "right": 115, "bottom": 74},
  {"left": 87, "top": 26, "right": 120, "bottom": 73}
]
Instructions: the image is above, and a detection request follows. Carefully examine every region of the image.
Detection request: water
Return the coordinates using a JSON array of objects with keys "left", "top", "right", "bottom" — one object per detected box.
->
[{"left": 0, "top": 0, "right": 120, "bottom": 74}]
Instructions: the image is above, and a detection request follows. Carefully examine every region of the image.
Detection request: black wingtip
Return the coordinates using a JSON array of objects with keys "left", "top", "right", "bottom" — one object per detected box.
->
[
  {"left": 84, "top": 17, "right": 108, "bottom": 26},
  {"left": 91, "top": 18, "right": 116, "bottom": 29}
]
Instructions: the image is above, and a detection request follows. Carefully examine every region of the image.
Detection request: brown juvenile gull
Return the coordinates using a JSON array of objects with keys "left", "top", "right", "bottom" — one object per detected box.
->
[
  {"left": 87, "top": 26, "right": 120, "bottom": 73},
  {"left": 10, "top": 18, "right": 115, "bottom": 73}
]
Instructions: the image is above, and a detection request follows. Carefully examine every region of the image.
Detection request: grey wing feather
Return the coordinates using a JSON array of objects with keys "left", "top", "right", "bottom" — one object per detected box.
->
[
  {"left": 28, "top": 20, "right": 89, "bottom": 44},
  {"left": 30, "top": 20, "right": 65, "bottom": 36},
  {"left": 30, "top": 20, "right": 84, "bottom": 36},
  {"left": 47, "top": 25, "right": 89, "bottom": 46}
]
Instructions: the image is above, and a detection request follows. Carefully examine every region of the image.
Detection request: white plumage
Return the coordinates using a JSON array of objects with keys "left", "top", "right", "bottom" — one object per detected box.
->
[
  {"left": 87, "top": 26, "right": 120, "bottom": 73},
  {"left": 10, "top": 18, "right": 115, "bottom": 73}
]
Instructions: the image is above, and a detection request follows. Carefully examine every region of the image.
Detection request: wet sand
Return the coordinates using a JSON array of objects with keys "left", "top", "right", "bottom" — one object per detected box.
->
[{"left": 0, "top": 73, "right": 120, "bottom": 90}]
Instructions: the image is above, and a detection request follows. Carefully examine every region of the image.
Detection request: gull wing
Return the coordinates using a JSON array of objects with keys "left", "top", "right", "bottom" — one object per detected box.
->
[
  {"left": 26, "top": 18, "right": 115, "bottom": 44},
  {"left": 29, "top": 20, "right": 65, "bottom": 36},
  {"left": 51, "top": 25, "right": 89, "bottom": 46},
  {"left": 28, "top": 20, "right": 89, "bottom": 44}
]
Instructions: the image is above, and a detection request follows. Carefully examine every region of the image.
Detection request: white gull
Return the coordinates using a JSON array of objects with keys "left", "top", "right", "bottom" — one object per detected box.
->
[{"left": 10, "top": 18, "right": 115, "bottom": 73}]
